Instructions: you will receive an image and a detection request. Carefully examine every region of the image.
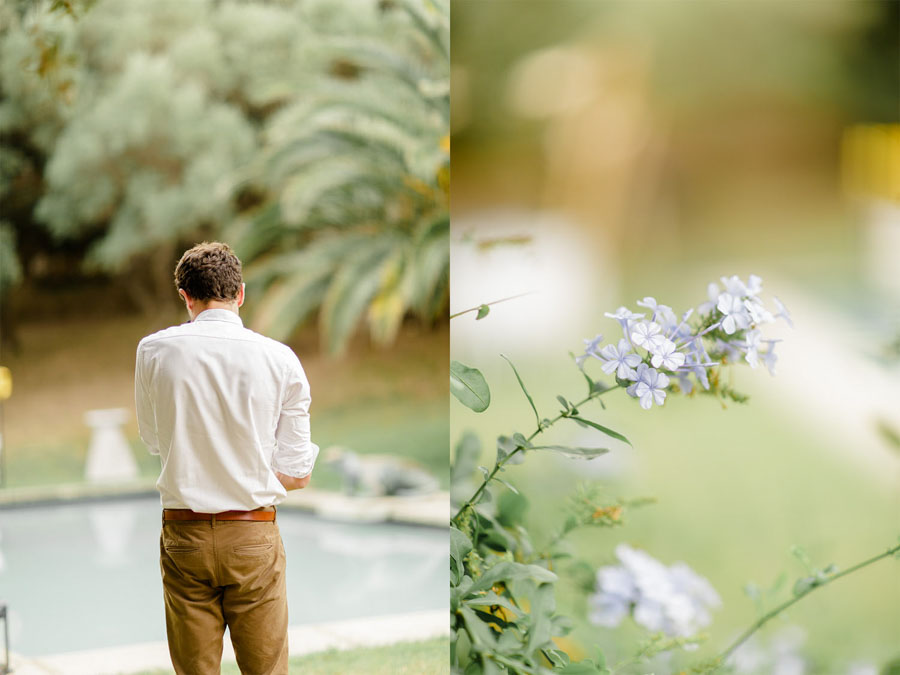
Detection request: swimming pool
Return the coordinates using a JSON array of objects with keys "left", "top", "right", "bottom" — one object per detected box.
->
[{"left": 0, "top": 497, "right": 448, "bottom": 657}]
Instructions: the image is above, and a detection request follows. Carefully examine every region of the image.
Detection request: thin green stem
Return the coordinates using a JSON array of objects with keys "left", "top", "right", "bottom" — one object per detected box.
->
[
  {"left": 713, "top": 542, "right": 900, "bottom": 669},
  {"left": 451, "top": 385, "right": 620, "bottom": 524},
  {"left": 449, "top": 291, "right": 537, "bottom": 320}
]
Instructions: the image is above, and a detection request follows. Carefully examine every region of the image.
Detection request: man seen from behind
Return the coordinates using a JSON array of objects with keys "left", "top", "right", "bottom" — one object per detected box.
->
[{"left": 135, "top": 241, "right": 318, "bottom": 674}]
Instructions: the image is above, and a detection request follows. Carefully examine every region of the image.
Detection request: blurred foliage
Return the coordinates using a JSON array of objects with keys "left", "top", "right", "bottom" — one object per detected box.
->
[
  {"left": 0, "top": 221, "right": 22, "bottom": 291},
  {"left": 0, "top": 0, "right": 448, "bottom": 352},
  {"left": 232, "top": 0, "right": 449, "bottom": 352},
  {"left": 451, "top": 1, "right": 898, "bottom": 147}
]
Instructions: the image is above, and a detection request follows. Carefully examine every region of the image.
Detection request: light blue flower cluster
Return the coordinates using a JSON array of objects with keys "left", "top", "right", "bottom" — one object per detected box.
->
[
  {"left": 589, "top": 544, "right": 721, "bottom": 639},
  {"left": 578, "top": 275, "right": 792, "bottom": 409}
]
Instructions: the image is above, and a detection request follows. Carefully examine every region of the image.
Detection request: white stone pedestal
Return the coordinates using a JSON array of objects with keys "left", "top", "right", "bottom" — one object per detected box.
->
[{"left": 84, "top": 408, "right": 139, "bottom": 483}]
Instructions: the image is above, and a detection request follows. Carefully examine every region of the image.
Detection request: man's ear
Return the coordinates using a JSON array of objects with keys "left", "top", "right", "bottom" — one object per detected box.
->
[
  {"left": 237, "top": 282, "right": 245, "bottom": 308},
  {"left": 178, "top": 289, "right": 192, "bottom": 309}
]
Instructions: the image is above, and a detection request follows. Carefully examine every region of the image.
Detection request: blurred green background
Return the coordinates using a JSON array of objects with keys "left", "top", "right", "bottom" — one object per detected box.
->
[
  {"left": 450, "top": 1, "right": 898, "bottom": 673},
  {"left": 0, "top": 0, "right": 449, "bottom": 493}
]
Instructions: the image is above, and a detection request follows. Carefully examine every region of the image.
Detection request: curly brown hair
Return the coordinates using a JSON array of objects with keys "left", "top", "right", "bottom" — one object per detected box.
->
[{"left": 173, "top": 242, "right": 243, "bottom": 302}]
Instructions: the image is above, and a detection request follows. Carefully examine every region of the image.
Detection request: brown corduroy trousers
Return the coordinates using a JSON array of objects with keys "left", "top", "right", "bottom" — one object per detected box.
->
[{"left": 159, "top": 514, "right": 289, "bottom": 675}]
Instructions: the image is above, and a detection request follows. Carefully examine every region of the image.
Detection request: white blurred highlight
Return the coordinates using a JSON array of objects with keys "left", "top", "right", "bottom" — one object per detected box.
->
[{"left": 451, "top": 209, "right": 615, "bottom": 355}]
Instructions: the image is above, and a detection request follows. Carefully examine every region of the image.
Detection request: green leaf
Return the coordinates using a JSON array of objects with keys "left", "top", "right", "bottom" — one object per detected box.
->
[
  {"left": 466, "top": 561, "right": 557, "bottom": 597},
  {"left": 500, "top": 354, "right": 540, "bottom": 427},
  {"left": 496, "top": 435, "right": 516, "bottom": 463},
  {"left": 319, "top": 238, "right": 398, "bottom": 354},
  {"left": 451, "top": 361, "right": 491, "bottom": 412},
  {"left": 497, "top": 490, "right": 528, "bottom": 528},
  {"left": 524, "top": 582, "right": 555, "bottom": 655},
  {"left": 450, "top": 526, "right": 472, "bottom": 590},
  {"left": 245, "top": 232, "right": 367, "bottom": 340},
  {"left": 579, "top": 367, "right": 594, "bottom": 395},
  {"left": 792, "top": 576, "right": 814, "bottom": 596},
  {"left": 543, "top": 647, "right": 569, "bottom": 668},
  {"left": 251, "top": 266, "right": 332, "bottom": 341},
  {"left": 452, "top": 432, "right": 482, "bottom": 484},
  {"left": 558, "top": 662, "right": 604, "bottom": 674},
  {"left": 451, "top": 527, "right": 473, "bottom": 567},
  {"left": 495, "top": 629, "right": 524, "bottom": 656},
  {"left": 551, "top": 612, "right": 573, "bottom": 637},
  {"left": 494, "top": 477, "right": 519, "bottom": 494},
  {"left": 411, "top": 215, "right": 450, "bottom": 319},
  {"left": 463, "top": 591, "right": 521, "bottom": 615},
  {"left": 531, "top": 445, "right": 609, "bottom": 459},
  {"left": 556, "top": 395, "right": 570, "bottom": 411},
  {"left": 477, "top": 511, "right": 518, "bottom": 553},
  {"left": 568, "top": 417, "right": 632, "bottom": 447},
  {"left": 280, "top": 156, "right": 371, "bottom": 226},
  {"left": 512, "top": 432, "right": 531, "bottom": 448},
  {"left": 476, "top": 304, "right": 490, "bottom": 320},
  {"left": 367, "top": 249, "right": 414, "bottom": 347},
  {"left": 591, "top": 379, "right": 610, "bottom": 394},
  {"left": 458, "top": 606, "right": 497, "bottom": 650}
]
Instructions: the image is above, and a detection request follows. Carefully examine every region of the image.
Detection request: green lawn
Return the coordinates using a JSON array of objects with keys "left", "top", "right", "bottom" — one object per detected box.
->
[
  {"left": 135, "top": 637, "right": 449, "bottom": 675},
  {"left": 308, "top": 397, "right": 449, "bottom": 492}
]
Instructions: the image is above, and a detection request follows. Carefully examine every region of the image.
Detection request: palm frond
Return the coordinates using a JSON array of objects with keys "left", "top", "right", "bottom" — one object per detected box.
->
[
  {"left": 233, "top": 0, "right": 449, "bottom": 353},
  {"left": 319, "top": 235, "right": 400, "bottom": 354}
]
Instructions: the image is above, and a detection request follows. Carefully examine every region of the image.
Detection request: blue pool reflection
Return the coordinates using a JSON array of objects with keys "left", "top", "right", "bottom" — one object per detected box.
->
[{"left": 0, "top": 497, "right": 448, "bottom": 656}]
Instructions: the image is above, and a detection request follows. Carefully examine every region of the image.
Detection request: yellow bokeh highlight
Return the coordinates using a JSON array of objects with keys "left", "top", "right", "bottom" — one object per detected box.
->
[
  {"left": 0, "top": 367, "right": 12, "bottom": 401},
  {"left": 841, "top": 124, "right": 900, "bottom": 203}
]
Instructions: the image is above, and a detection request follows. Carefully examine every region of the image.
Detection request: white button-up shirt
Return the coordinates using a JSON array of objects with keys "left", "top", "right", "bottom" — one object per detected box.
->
[{"left": 135, "top": 308, "right": 319, "bottom": 512}]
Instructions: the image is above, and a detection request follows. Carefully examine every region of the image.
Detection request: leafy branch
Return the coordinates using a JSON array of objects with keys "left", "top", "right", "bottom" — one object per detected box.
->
[
  {"left": 452, "top": 377, "right": 622, "bottom": 525},
  {"left": 704, "top": 540, "right": 900, "bottom": 672}
]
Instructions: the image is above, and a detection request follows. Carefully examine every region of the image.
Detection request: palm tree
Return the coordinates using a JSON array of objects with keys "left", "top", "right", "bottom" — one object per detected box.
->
[{"left": 229, "top": 0, "right": 449, "bottom": 354}]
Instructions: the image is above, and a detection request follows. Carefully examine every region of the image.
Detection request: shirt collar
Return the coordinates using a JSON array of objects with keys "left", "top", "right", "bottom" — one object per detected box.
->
[{"left": 193, "top": 308, "right": 243, "bottom": 326}]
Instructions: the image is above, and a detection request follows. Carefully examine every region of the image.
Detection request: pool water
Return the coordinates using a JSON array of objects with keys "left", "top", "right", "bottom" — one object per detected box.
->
[{"left": 0, "top": 497, "right": 448, "bottom": 656}]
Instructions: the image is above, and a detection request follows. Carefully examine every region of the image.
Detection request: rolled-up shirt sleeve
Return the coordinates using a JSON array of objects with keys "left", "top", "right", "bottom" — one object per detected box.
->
[
  {"left": 135, "top": 344, "right": 160, "bottom": 456},
  {"left": 272, "top": 355, "right": 319, "bottom": 478}
]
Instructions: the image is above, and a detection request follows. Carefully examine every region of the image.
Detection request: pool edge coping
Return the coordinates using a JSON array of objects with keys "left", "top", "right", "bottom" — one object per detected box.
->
[
  {"left": 8, "top": 608, "right": 450, "bottom": 675},
  {"left": 0, "top": 482, "right": 450, "bottom": 528}
]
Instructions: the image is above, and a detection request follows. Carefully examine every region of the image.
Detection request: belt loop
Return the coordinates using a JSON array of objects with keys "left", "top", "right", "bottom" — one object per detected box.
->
[
  {"left": 211, "top": 513, "right": 217, "bottom": 529},
  {"left": 273, "top": 506, "right": 277, "bottom": 523}
]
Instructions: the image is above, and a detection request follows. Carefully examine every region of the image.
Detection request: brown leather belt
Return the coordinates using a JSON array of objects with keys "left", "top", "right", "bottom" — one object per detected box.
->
[{"left": 164, "top": 508, "right": 276, "bottom": 522}]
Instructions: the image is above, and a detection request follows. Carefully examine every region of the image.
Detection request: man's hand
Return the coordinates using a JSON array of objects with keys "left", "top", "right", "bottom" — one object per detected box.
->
[{"left": 276, "top": 471, "right": 310, "bottom": 491}]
